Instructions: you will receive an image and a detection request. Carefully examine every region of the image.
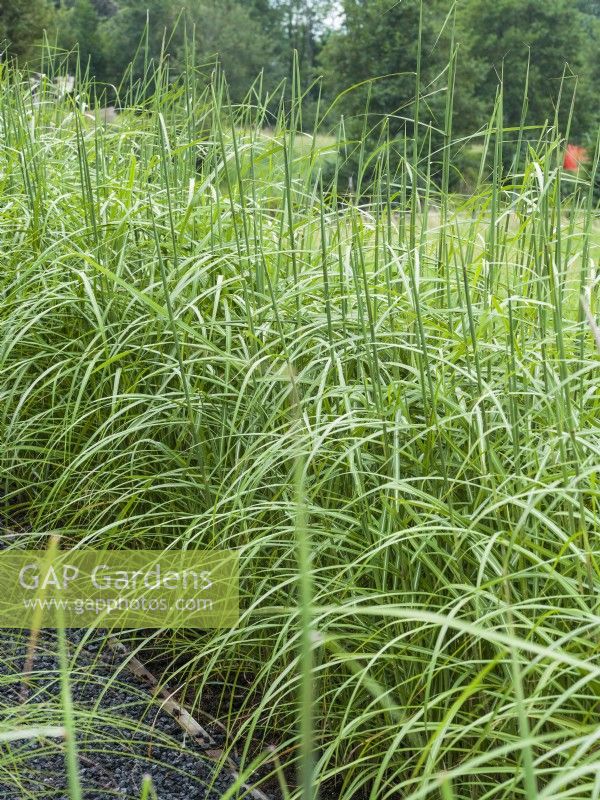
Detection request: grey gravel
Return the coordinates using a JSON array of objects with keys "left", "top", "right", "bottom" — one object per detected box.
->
[{"left": 0, "top": 628, "right": 237, "bottom": 799}]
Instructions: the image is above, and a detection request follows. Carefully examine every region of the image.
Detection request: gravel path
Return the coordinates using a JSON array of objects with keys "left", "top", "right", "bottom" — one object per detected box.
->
[{"left": 0, "top": 628, "right": 238, "bottom": 799}]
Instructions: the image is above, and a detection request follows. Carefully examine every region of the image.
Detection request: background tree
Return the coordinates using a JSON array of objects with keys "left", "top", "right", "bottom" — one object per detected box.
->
[
  {"left": 277, "top": 0, "right": 335, "bottom": 81},
  {"left": 90, "top": 0, "right": 117, "bottom": 16},
  {"left": 457, "top": 0, "right": 598, "bottom": 139},
  {"left": 320, "top": 0, "right": 483, "bottom": 131},
  {"left": 0, "top": 0, "right": 56, "bottom": 61},
  {"left": 576, "top": 0, "right": 600, "bottom": 15},
  {"left": 191, "top": 0, "right": 275, "bottom": 102},
  {"left": 1, "top": 0, "right": 598, "bottom": 157},
  {"left": 96, "top": 0, "right": 185, "bottom": 86},
  {"left": 84, "top": 0, "right": 275, "bottom": 100},
  {"left": 246, "top": 0, "right": 336, "bottom": 100},
  {"left": 60, "top": 0, "right": 101, "bottom": 73}
]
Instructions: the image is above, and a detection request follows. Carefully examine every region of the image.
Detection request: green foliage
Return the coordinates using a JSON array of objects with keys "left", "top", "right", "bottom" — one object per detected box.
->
[
  {"left": 458, "top": 0, "right": 598, "bottom": 138},
  {"left": 2, "top": 0, "right": 598, "bottom": 150},
  {"left": 95, "top": 0, "right": 184, "bottom": 85},
  {"left": 248, "top": 0, "right": 335, "bottom": 87},
  {"left": 577, "top": 0, "right": 600, "bottom": 15},
  {"left": 318, "top": 1, "right": 482, "bottom": 188},
  {"left": 48, "top": 0, "right": 336, "bottom": 105},
  {"left": 320, "top": 0, "right": 600, "bottom": 140},
  {"left": 320, "top": 0, "right": 452, "bottom": 134},
  {"left": 0, "top": 0, "right": 55, "bottom": 61},
  {"left": 190, "top": 0, "right": 275, "bottom": 102},
  {"left": 90, "top": 0, "right": 117, "bottom": 16},
  {"left": 59, "top": 0, "right": 101, "bottom": 72},
  {"left": 56, "top": 0, "right": 277, "bottom": 102}
]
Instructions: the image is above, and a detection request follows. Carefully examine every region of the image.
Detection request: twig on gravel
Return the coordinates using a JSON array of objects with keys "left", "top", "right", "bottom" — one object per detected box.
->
[
  {"left": 19, "top": 628, "right": 41, "bottom": 702},
  {"left": 106, "top": 637, "right": 215, "bottom": 747},
  {"left": 106, "top": 637, "right": 271, "bottom": 800}
]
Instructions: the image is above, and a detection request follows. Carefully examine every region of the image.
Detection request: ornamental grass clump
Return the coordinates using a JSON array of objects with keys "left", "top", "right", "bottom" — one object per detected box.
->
[{"left": 0, "top": 41, "right": 599, "bottom": 800}]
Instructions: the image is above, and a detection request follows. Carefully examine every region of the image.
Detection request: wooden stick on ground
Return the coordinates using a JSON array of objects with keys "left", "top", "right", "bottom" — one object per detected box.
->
[{"left": 106, "top": 637, "right": 271, "bottom": 800}]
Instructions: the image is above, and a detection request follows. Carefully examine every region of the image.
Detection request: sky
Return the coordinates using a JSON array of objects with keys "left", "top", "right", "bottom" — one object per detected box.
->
[{"left": 324, "top": 2, "right": 344, "bottom": 30}]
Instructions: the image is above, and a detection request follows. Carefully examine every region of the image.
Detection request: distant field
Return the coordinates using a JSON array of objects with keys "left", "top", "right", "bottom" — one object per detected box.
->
[{"left": 1, "top": 66, "right": 600, "bottom": 800}]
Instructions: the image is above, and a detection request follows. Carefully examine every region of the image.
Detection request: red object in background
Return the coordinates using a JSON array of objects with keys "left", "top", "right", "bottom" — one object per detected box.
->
[{"left": 563, "top": 144, "right": 588, "bottom": 171}]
